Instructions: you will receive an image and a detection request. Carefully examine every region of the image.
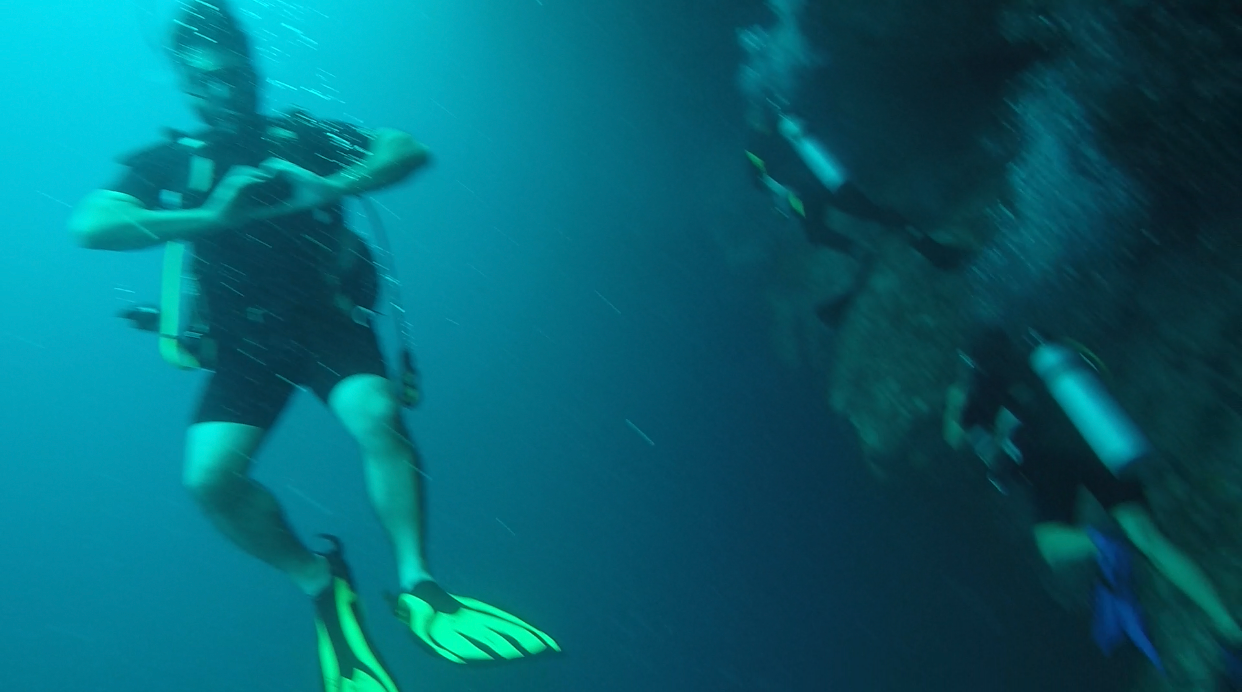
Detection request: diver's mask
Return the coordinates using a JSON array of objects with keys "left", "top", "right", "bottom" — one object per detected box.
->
[{"left": 174, "top": 48, "right": 260, "bottom": 133}]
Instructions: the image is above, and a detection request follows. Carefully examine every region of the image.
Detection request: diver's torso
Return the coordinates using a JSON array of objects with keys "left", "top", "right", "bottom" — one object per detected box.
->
[{"left": 187, "top": 123, "right": 354, "bottom": 331}]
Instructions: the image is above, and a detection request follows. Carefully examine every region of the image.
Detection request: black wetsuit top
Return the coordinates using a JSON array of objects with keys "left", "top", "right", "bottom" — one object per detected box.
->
[
  {"left": 110, "top": 112, "right": 376, "bottom": 331},
  {"left": 960, "top": 330, "right": 1147, "bottom": 523},
  {"left": 106, "top": 112, "right": 391, "bottom": 429}
]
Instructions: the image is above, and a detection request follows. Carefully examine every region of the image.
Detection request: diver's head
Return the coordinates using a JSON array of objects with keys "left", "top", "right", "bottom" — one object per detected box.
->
[{"left": 168, "top": 1, "right": 261, "bottom": 133}]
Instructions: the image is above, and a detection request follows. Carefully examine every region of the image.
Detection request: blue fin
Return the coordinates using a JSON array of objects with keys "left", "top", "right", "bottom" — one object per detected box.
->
[
  {"left": 1088, "top": 529, "right": 1164, "bottom": 672},
  {"left": 1220, "top": 646, "right": 1242, "bottom": 690},
  {"left": 1091, "top": 584, "right": 1164, "bottom": 671},
  {"left": 1089, "top": 527, "right": 1131, "bottom": 588}
]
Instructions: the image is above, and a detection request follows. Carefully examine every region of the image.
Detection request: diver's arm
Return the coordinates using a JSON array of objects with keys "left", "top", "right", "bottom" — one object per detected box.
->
[
  {"left": 69, "top": 191, "right": 222, "bottom": 251},
  {"left": 327, "top": 128, "right": 430, "bottom": 197}
]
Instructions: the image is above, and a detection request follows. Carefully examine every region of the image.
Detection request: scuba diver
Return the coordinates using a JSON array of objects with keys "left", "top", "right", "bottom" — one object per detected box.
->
[
  {"left": 942, "top": 326, "right": 1242, "bottom": 682},
  {"left": 746, "top": 106, "right": 970, "bottom": 293},
  {"left": 67, "top": 2, "right": 558, "bottom": 688},
  {"left": 744, "top": 108, "right": 972, "bottom": 325}
]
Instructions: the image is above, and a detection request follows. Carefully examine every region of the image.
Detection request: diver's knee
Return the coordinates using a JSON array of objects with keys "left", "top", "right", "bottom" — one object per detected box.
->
[
  {"left": 332, "top": 376, "right": 406, "bottom": 450},
  {"left": 182, "top": 423, "right": 261, "bottom": 509},
  {"left": 182, "top": 461, "right": 245, "bottom": 510}
]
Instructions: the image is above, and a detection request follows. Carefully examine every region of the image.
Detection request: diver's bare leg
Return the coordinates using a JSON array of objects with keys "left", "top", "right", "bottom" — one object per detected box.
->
[
  {"left": 183, "top": 422, "right": 329, "bottom": 595},
  {"left": 1113, "top": 503, "right": 1242, "bottom": 644},
  {"left": 330, "top": 374, "right": 432, "bottom": 590}
]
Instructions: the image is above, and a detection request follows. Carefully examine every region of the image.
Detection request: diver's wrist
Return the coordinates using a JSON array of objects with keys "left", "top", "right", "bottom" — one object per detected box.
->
[
  {"left": 322, "top": 173, "right": 360, "bottom": 200},
  {"left": 193, "top": 207, "right": 230, "bottom": 232},
  {"left": 137, "top": 207, "right": 229, "bottom": 242},
  {"left": 325, "top": 176, "right": 351, "bottom": 201}
]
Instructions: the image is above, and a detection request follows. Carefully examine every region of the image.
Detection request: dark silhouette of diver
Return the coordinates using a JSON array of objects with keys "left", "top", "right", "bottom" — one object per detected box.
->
[{"left": 746, "top": 110, "right": 970, "bottom": 324}]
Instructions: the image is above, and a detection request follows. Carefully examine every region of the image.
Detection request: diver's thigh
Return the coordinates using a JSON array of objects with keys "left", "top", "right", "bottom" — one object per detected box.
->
[
  {"left": 183, "top": 422, "right": 268, "bottom": 486},
  {"left": 305, "top": 314, "right": 389, "bottom": 415},
  {"left": 1033, "top": 521, "right": 1096, "bottom": 567}
]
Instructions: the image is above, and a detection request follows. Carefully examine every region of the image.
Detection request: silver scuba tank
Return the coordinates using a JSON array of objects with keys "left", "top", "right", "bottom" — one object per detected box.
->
[{"left": 1028, "top": 340, "right": 1151, "bottom": 476}]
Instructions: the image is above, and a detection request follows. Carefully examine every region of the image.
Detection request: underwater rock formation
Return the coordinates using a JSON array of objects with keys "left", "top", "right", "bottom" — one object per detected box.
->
[{"left": 789, "top": 0, "right": 1242, "bottom": 686}]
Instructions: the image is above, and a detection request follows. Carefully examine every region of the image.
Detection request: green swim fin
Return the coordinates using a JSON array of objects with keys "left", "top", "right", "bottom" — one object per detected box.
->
[
  {"left": 314, "top": 535, "right": 402, "bottom": 692},
  {"left": 392, "top": 581, "right": 561, "bottom": 664}
]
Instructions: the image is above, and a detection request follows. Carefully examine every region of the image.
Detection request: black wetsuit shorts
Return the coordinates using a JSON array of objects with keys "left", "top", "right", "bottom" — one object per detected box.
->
[
  {"left": 1013, "top": 427, "right": 1148, "bottom": 524},
  {"left": 193, "top": 305, "right": 388, "bottom": 429}
]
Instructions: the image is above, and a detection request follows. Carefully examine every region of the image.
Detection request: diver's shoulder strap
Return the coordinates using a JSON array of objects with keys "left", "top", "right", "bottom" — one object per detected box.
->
[
  {"left": 180, "top": 137, "right": 216, "bottom": 194},
  {"left": 155, "top": 135, "right": 217, "bottom": 370},
  {"left": 157, "top": 242, "right": 201, "bottom": 370}
]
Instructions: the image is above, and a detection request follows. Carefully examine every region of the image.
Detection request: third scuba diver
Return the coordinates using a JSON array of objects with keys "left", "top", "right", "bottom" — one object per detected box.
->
[{"left": 943, "top": 326, "right": 1242, "bottom": 682}]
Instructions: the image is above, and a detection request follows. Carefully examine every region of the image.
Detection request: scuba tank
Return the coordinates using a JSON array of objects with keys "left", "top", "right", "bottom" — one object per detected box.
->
[
  {"left": 777, "top": 114, "right": 847, "bottom": 193},
  {"left": 1027, "top": 334, "right": 1151, "bottom": 477}
]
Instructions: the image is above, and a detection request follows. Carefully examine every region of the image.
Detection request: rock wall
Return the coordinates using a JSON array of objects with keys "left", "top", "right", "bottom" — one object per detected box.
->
[{"left": 789, "top": 0, "right": 1242, "bottom": 687}]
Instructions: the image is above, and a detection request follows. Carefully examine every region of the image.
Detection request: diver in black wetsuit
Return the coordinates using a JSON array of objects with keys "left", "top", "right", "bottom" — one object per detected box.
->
[
  {"left": 943, "top": 326, "right": 1242, "bottom": 677},
  {"left": 746, "top": 111, "right": 969, "bottom": 269},
  {"left": 745, "top": 109, "right": 970, "bottom": 325}
]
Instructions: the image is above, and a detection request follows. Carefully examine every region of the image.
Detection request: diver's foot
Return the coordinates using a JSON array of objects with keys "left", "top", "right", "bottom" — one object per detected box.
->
[
  {"left": 1220, "top": 644, "right": 1242, "bottom": 691},
  {"left": 1087, "top": 527, "right": 1132, "bottom": 588},
  {"left": 1086, "top": 530, "right": 1165, "bottom": 671},
  {"left": 392, "top": 580, "right": 561, "bottom": 664},
  {"left": 313, "top": 535, "right": 402, "bottom": 692}
]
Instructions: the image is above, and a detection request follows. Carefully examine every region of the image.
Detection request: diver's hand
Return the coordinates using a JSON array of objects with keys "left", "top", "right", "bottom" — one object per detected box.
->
[
  {"left": 200, "top": 165, "right": 277, "bottom": 229},
  {"left": 257, "top": 158, "right": 343, "bottom": 213}
]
